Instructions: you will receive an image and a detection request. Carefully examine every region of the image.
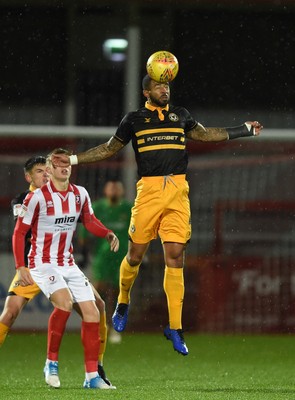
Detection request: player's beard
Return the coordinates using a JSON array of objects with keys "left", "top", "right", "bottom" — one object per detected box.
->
[
  {"left": 109, "top": 195, "right": 119, "bottom": 204},
  {"left": 149, "top": 93, "right": 169, "bottom": 107}
]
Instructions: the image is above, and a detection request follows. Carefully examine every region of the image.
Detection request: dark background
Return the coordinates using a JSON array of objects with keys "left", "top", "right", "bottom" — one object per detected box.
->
[{"left": 0, "top": 0, "right": 294, "bottom": 127}]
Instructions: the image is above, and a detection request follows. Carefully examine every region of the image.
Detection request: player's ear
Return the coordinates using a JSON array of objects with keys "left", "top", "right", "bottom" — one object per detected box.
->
[
  {"left": 143, "top": 89, "right": 149, "bottom": 99},
  {"left": 24, "top": 172, "right": 32, "bottom": 184},
  {"left": 46, "top": 165, "right": 52, "bottom": 175}
]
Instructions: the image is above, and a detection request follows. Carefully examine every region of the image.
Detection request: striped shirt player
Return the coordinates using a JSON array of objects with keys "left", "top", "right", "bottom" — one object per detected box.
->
[
  {"left": 0, "top": 156, "right": 47, "bottom": 350},
  {"left": 12, "top": 148, "right": 119, "bottom": 390},
  {"left": 51, "top": 75, "right": 263, "bottom": 357},
  {"left": 14, "top": 181, "right": 109, "bottom": 269}
]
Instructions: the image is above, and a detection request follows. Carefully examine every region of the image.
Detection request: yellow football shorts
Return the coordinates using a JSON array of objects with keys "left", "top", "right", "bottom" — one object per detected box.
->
[
  {"left": 8, "top": 270, "right": 41, "bottom": 300},
  {"left": 128, "top": 174, "right": 191, "bottom": 244}
]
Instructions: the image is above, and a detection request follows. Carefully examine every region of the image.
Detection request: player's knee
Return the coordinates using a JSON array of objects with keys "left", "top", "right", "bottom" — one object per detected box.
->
[
  {"left": 95, "top": 297, "right": 105, "bottom": 313},
  {"left": 63, "top": 300, "right": 73, "bottom": 311},
  {"left": 82, "top": 306, "right": 100, "bottom": 322},
  {"left": 127, "top": 242, "right": 149, "bottom": 266},
  {"left": 127, "top": 249, "right": 144, "bottom": 266},
  {"left": 164, "top": 244, "right": 185, "bottom": 267},
  {"left": 127, "top": 255, "right": 143, "bottom": 266},
  {"left": 165, "top": 254, "right": 184, "bottom": 268},
  {"left": 0, "top": 308, "right": 20, "bottom": 325},
  {"left": 53, "top": 299, "right": 73, "bottom": 312}
]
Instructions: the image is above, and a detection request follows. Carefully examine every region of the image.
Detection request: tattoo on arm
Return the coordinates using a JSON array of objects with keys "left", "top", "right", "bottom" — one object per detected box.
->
[
  {"left": 187, "top": 124, "right": 229, "bottom": 142},
  {"left": 77, "top": 137, "right": 125, "bottom": 164}
]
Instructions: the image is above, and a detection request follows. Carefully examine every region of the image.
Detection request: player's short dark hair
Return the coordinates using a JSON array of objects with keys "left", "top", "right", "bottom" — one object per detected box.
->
[
  {"left": 46, "top": 148, "right": 72, "bottom": 164},
  {"left": 142, "top": 74, "right": 170, "bottom": 90},
  {"left": 142, "top": 74, "right": 152, "bottom": 90},
  {"left": 24, "top": 156, "right": 46, "bottom": 173}
]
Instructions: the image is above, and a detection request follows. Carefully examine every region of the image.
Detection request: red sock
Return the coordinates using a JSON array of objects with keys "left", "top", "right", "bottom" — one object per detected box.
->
[
  {"left": 81, "top": 321, "right": 100, "bottom": 373},
  {"left": 47, "top": 308, "right": 71, "bottom": 361}
]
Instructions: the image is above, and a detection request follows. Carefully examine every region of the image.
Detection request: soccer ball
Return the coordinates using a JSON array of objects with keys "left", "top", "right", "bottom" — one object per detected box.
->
[{"left": 146, "top": 51, "right": 179, "bottom": 83}]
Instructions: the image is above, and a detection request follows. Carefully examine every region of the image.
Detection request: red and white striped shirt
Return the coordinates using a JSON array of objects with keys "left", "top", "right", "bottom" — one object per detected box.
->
[{"left": 13, "top": 181, "right": 111, "bottom": 268}]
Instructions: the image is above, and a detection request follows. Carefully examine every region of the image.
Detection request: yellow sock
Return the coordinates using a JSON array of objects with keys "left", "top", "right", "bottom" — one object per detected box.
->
[
  {"left": 0, "top": 322, "right": 10, "bottom": 347},
  {"left": 98, "top": 311, "right": 107, "bottom": 364},
  {"left": 118, "top": 257, "right": 140, "bottom": 304},
  {"left": 163, "top": 266, "right": 184, "bottom": 330}
]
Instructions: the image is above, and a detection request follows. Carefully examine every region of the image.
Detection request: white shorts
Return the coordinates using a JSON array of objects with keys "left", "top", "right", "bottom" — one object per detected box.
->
[{"left": 30, "top": 263, "right": 95, "bottom": 303}]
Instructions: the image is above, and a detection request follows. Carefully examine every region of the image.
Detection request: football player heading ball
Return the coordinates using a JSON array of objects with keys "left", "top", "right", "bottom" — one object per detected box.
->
[{"left": 51, "top": 58, "right": 263, "bottom": 357}]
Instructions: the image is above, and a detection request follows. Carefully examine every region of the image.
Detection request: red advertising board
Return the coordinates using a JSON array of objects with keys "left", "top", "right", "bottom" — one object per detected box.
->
[{"left": 186, "top": 256, "right": 295, "bottom": 333}]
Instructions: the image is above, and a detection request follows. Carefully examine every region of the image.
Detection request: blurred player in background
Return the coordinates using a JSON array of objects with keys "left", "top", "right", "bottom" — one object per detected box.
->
[
  {"left": 11, "top": 150, "right": 119, "bottom": 389},
  {"left": 51, "top": 75, "right": 263, "bottom": 356},
  {"left": 0, "top": 156, "right": 48, "bottom": 345},
  {"left": 79, "top": 180, "right": 132, "bottom": 344}
]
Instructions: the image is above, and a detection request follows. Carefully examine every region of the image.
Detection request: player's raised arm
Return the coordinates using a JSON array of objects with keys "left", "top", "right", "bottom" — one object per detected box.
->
[
  {"left": 51, "top": 136, "right": 125, "bottom": 167},
  {"left": 187, "top": 120, "right": 263, "bottom": 142}
]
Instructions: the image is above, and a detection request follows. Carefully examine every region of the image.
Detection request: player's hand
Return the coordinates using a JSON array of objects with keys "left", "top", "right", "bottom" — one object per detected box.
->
[
  {"left": 51, "top": 153, "right": 71, "bottom": 167},
  {"left": 245, "top": 121, "right": 263, "bottom": 136},
  {"left": 16, "top": 266, "right": 35, "bottom": 286},
  {"left": 105, "top": 232, "right": 119, "bottom": 252}
]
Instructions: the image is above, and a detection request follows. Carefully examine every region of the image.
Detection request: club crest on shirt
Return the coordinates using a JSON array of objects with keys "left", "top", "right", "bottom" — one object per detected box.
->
[
  {"left": 75, "top": 195, "right": 81, "bottom": 204},
  {"left": 47, "top": 200, "right": 54, "bottom": 208},
  {"left": 168, "top": 113, "right": 179, "bottom": 122},
  {"left": 130, "top": 224, "right": 136, "bottom": 234}
]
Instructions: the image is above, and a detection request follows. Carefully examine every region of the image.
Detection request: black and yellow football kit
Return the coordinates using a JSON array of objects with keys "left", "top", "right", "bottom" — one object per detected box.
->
[
  {"left": 114, "top": 102, "right": 197, "bottom": 178},
  {"left": 114, "top": 102, "right": 198, "bottom": 332},
  {"left": 9, "top": 187, "right": 41, "bottom": 299},
  {"left": 114, "top": 102, "right": 197, "bottom": 244}
]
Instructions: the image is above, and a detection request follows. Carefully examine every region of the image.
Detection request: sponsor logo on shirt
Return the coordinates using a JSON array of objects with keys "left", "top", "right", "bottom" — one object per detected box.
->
[
  {"left": 147, "top": 135, "right": 179, "bottom": 142},
  {"left": 54, "top": 216, "right": 76, "bottom": 226}
]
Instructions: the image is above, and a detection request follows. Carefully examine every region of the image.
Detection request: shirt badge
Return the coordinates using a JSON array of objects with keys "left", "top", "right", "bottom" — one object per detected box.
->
[{"left": 168, "top": 113, "right": 179, "bottom": 122}]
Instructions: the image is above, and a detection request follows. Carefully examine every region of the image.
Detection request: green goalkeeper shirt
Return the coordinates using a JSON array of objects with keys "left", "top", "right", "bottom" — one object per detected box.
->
[{"left": 79, "top": 197, "right": 132, "bottom": 285}]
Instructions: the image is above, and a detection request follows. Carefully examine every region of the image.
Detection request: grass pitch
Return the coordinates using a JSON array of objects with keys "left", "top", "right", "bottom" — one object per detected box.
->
[{"left": 0, "top": 332, "right": 295, "bottom": 400}]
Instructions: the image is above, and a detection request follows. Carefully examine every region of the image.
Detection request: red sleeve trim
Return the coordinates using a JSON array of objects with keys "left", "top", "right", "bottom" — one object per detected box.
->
[
  {"left": 12, "top": 218, "right": 31, "bottom": 268},
  {"left": 82, "top": 213, "right": 111, "bottom": 238}
]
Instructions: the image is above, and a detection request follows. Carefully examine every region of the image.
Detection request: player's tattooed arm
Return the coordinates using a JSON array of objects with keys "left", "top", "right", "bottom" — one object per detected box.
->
[
  {"left": 77, "top": 136, "right": 125, "bottom": 164},
  {"left": 186, "top": 123, "right": 228, "bottom": 142},
  {"left": 51, "top": 137, "right": 125, "bottom": 167},
  {"left": 187, "top": 121, "right": 262, "bottom": 142}
]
